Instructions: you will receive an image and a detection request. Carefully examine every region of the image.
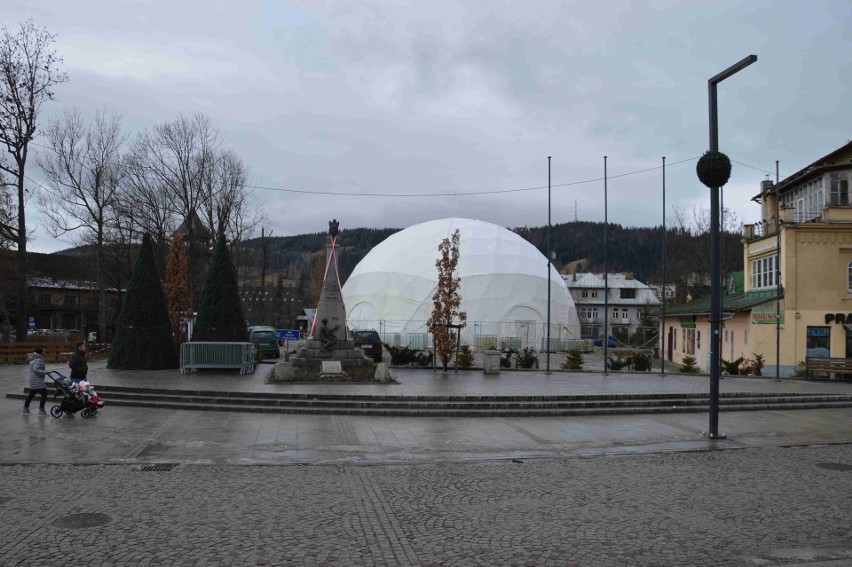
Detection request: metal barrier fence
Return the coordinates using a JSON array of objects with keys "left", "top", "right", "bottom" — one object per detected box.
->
[
  {"left": 349, "top": 319, "right": 659, "bottom": 353},
  {"left": 180, "top": 342, "right": 256, "bottom": 375}
]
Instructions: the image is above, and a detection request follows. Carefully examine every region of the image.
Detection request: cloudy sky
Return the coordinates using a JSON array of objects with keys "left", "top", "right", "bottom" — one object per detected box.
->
[{"left": 5, "top": 0, "right": 851, "bottom": 253}]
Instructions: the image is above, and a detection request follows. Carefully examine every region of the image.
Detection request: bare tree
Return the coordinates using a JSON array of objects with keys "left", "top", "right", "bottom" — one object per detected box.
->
[
  {"left": 0, "top": 19, "right": 69, "bottom": 341},
  {"left": 38, "top": 107, "right": 124, "bottom": 341}
]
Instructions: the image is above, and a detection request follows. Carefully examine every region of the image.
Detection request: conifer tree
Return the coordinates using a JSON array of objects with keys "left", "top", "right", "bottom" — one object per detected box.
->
[
  {"left": 107, "top": 233, "right": 179, "bottom": 369},
  {"left": 193, "top": 234, "right": 247, "bottom": 341},
  {"left": 427, "top": 229, "right": 466, "bottom": 372},
  {"left": 163, "top": 233, "right": 192, "bottom": 349}
]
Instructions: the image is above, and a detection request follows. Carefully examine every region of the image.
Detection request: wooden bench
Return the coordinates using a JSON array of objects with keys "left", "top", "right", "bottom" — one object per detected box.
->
[
  {"left": 806, "top": 357, "right": 852, "bottom": 379},
  {"left": 0, "top": 343, "right": 74, "bottom": 365}
]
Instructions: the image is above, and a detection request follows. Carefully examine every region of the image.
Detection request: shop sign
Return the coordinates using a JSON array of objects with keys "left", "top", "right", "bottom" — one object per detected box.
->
[
  {"left": 679, "top": 317, "right": 695, "bottom": 329},
  {"left": 807, "top": 327, "right": 830, "bottom": 337},
  {"left": 825, "top": 313, "right": 852, "bottom": 325},
  {"left": 752, "top": 310, "right": 784, "bottom": 325}
]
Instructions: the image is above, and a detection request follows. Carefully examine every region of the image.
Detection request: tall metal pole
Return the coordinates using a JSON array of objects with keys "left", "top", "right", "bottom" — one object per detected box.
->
[
  {"left": 776, "top": 160, "right": 781, "bottom": 380},
  {"left": 546, "top": 156, "right": 552, "bottom": 375},
  {"left": 661, "top": 156, "right": 666, "bottom": 376},
  {"left": 603, "top": 156, "right": 609, "bottom": 375},
  {"left": 707, "top": 54, "right": 757, "bottom": 439}
]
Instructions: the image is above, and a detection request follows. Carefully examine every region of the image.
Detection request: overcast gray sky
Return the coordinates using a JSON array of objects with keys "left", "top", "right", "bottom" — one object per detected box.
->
[{"left": 5, "top": 0, "right": 851, "bottom": 253}]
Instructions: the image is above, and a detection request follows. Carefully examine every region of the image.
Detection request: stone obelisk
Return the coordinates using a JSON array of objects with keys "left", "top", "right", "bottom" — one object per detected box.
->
[
  {"left": 272, "top": 219, "right": 380, "bottom": 381},
  {"left": 310, "top": 219, "right": 347, "bottom": 342}
]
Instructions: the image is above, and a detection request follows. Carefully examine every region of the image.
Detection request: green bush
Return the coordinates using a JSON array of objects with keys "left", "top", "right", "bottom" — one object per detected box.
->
[
  {"left": 561, "top": 349, "right": 584, "bottom": 370},
  {"left": 608, "top": 356, "right": 628, "bottom": 371},
  {"left": 385, "top": 344, "right": 418, "bottom": 365},
  {"left": 793, "top": 360, "right": 807, "bottom": 378},
  {"left": 679, "top": 355, "right": 699, "bottom": 373},
  {"left": 722, "top": 357, "right": 744, "bottom": 375},
  {"left": 631, "top": 351, "right": 653, "bottom": 372},
  {"left": 456, "top": 345, "right": 474, "bottom": 368},
  {"left": 517, "top": 347, "right": 538, "bottom": 369}
]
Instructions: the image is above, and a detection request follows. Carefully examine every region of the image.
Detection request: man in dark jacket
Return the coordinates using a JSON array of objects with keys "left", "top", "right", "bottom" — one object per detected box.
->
[{"left": 69, "top": 341, "right": 88, "bottom": 380}]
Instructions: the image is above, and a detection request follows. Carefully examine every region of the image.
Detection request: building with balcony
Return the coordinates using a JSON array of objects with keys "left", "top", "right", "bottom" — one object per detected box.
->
[
  {"left": 562, "top": 272, "right": 660, "bottom": 341},
  {"left": 660, "top": 140, "right": 852, "bottom": 375}
]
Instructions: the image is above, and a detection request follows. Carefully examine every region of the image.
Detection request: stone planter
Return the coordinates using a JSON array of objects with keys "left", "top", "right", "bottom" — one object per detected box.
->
[{"left": 483, "top": 350, "right": 501, "bottom": 374}]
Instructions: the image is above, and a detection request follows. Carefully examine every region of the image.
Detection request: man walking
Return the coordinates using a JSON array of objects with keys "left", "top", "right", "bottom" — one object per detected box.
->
[{"left": 69, "top": 341, "right": 88, "bottom": 381}]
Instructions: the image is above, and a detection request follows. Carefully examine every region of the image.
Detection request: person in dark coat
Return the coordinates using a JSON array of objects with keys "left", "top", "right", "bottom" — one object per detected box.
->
[
  {"left": 69, "top": 341, "right": 88, "bottom": 380},
  {"left": 22, "top": 348, "right": 48, "bottom": 415}
]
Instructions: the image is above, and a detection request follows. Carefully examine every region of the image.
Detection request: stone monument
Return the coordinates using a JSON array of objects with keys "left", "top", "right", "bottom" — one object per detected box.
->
[{"left": 272, "top": 219, "right": 377, "bottom": 381}]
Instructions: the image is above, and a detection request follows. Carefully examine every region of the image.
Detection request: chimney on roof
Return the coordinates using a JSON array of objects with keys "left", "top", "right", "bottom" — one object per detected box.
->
[
  {"left": 761, "top": 178, "right": 773, "bottom": 193},
  {"left": 625, "top": 272, "right": 634, "bottom": 280}
]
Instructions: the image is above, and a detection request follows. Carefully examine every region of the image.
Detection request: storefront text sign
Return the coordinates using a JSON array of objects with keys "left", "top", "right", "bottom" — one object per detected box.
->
[{"left": 752, "top": 310, "right": 784, "bottom": 325}]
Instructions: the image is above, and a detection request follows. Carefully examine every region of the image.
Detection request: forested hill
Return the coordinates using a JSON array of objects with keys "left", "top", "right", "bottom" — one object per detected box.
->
[{"left": 250, "top": 221, "right": 743, "bottom": 290}]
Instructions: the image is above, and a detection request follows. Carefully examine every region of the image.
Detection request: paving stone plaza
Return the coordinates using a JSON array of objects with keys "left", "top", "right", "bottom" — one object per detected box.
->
[{"left": 2, "top": 361, "right": 851, "bottom": 566}]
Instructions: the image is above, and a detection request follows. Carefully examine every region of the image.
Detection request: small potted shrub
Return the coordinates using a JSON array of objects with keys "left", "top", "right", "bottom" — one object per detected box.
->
[
  {"left": 456, "top": 345, "right": 474, "bottom": 368},
  {"left": 561, "top": 349, "right": 584, "bottom": 370},
  {"left": 679, "top": 355, "right": 699, "bottom": 373},
  {"left": 517, "top": 347, "right": 538, "bottom": 369}
]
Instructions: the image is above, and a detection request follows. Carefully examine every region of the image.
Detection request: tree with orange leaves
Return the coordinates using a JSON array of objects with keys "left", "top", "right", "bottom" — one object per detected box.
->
[
  {"left": 163, "top": 232, "right": 192, "bottom": 348},
  {"left": 427, "top": 229, "right": 467, "bottom": 372}
]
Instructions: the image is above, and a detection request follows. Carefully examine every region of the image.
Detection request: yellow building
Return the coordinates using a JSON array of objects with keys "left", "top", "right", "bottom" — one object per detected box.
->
[{"left": 662, "top": 140, "right": 852, "bottom": 376}]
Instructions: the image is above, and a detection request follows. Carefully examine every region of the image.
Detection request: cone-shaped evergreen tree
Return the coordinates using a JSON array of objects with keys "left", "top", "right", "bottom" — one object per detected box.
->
[
  {"left": 192, "top": 234, "right": 247, "bottom": 341},
  {"left": 108, "top": 234, "right": 179, "bottom": 369}
]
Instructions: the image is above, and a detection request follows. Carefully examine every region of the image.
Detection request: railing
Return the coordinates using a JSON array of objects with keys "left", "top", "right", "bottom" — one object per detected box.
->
[
  {"left": 179, "top": 342, "right": 255, "bottom": 375},
  {"left": 349, "top": 319, "right": 657, "bottom": 353}
]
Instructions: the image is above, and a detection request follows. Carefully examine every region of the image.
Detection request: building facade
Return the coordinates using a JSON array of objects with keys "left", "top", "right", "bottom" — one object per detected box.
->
[
  {"left": 661, "top": 141, "right": 852, "bottom": 375},
  {"left": 562, "top": 272, "right": 660, "bottom": 341}
]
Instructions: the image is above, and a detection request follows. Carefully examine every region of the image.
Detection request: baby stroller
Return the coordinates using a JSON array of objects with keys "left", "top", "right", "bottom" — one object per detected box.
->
[{"left": 46, "top": 371, "right": 104, "bottom": 418}]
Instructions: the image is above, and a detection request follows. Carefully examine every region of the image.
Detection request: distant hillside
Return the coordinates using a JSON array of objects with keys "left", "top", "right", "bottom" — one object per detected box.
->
[{"left": 54, "top": 221, "right": 743, "bottom": 302}]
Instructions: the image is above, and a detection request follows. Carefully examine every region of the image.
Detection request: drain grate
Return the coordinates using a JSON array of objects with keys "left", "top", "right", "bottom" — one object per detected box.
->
[
  {"left": 140, "top": 464, "right": 177, "bottom": 472},
  {"left": 815, "top": 462, "right": 852, "bottom": 472},
  {"left": 53, "top": 513, "right": 112, "bottom": 529}
]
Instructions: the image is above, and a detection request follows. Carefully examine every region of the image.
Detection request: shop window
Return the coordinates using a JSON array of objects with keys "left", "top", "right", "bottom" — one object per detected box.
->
[{"left": 806, "top": 327, "right": 830, "bottom": 358}]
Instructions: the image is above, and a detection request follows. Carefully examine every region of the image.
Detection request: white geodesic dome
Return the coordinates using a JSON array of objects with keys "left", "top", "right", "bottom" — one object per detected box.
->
[{"left": 342, "top": 218, "right": 581, "bottom": 349}]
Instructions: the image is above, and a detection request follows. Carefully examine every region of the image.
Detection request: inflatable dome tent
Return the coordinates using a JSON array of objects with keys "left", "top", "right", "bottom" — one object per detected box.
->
[{"left": 342, "top": 218, "right": 581, "bottom": 349}]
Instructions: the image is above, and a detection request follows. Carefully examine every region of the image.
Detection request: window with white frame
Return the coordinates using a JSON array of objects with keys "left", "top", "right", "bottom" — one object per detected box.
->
[
  {"left": 848, "top": 261, "right": 852, "bottom": 293},
  {"left": 751, "top": 255, "right": 778, "bottom": 290},
  {"left": 782, "top": 177, "right": 825, "bottom": 222},
  {"left": 590, "top": 291, "right": 598, "bottom": 298},
  {"left": 579, "top": 307, "right": 598, "bottom": 321},
  {"left": 581, "top": 290, "right": 588, "bottom": 298},
  {"left": 830, "top": 173, "right": 849, "bottom": 206}
]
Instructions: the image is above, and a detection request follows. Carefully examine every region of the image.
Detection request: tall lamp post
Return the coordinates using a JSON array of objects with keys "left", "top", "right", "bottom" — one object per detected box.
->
[
  {"left": 705, "top": 54, "right": 757, "bottom": 439},
  {"left": 546, "top": 156, "right": 552, "bottom": 375}
]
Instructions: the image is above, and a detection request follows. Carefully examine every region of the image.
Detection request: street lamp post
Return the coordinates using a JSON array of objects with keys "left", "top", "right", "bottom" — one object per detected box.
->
[
  {"left": 546, "top": 156, "right": 552, "bottom": 375},
  {"left": 706, "top": 54, "right": 757, "bottom": 439}
]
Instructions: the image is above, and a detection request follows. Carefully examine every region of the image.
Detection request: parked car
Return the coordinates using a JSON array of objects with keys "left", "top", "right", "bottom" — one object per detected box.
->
[
  {"left": 352, "top": 330, "right": 383, "bottom": 362},
  {"left": 593, "top": 335, "right": 618, "bottom": 348},
  {"left": 247, "top": 326, "right": 280, "bottom": 359}
]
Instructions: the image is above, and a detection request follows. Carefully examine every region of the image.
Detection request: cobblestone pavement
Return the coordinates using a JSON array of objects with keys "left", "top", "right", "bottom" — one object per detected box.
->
[{"left": 1, "top": 444, "right": 851, "bottom": 566}]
